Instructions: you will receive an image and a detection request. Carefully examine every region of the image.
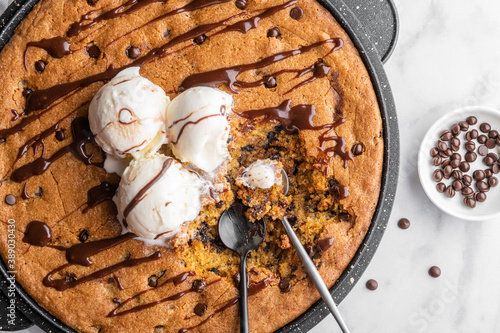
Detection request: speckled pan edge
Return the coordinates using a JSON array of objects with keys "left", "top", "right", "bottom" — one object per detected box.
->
[{"left": 0, "top": 0, "right": 400, "bottom": 332}]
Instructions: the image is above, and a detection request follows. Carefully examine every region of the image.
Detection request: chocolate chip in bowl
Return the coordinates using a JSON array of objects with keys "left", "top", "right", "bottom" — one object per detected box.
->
[{"left": 418, "top": 106, "right": 500, "bottom": 221}]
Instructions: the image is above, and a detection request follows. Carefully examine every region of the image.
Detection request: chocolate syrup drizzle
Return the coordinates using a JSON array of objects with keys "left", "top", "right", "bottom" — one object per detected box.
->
[
  {"left": 179, "top": 277, "right": 272, "bottom": 332},
  {"left": 109, "top": 276, "right": 221, "bottom": 317},
  {"left": 67, "top": 0, "right": 167, "bottom": 37},
  {"left": 43, "top": 251, "right": 160, "bottom": 291},
  {"left": 179, "top": 38, "right": 342, "bottom": 93},
  {"left": 107, "top": 271, "right": 195, "bottom": 317},
  {"left": 82, "top": 182, "right": 118, "bottom": 213},
  {"left": 66, "top": 232, "right": 135, "bottom": 266},
  {"left": 123, "top": 158, "right": 173, "bottom": 218},
  {"left": 106, "top": 0, "right": 233, "bottom": 45},
  {"left": 24, "top": 37, "right": 72, "bottom": 70},
  {"left": 22, "top": 221, "right": 52, "bottom": 247},
  {"left": 237, "top": 100, "right": 353, "bottom": 167},
  {"left": 11, "top": 117, "right": 103, "bottom": 182}
]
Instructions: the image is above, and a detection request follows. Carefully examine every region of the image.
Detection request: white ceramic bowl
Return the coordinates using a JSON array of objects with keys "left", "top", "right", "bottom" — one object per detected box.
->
[{"left": 418, "top": 106, "right": 500, "bottom": 221}]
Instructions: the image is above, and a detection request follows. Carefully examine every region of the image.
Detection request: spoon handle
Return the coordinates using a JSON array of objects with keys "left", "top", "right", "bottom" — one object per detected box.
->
[
  {"left": 281, "top": 217, "right": 351, "bottom": 333},
  {"left": 239, "top": 252, "right": 249, "bottom": 333}
]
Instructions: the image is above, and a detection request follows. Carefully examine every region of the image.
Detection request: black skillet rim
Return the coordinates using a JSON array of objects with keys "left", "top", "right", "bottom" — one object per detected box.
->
[{"left": 0, "top": 0, "right": 400, "bottom": 331}]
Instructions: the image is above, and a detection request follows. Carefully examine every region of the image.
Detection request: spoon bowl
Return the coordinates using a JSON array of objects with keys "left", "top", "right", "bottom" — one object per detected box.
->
[
  {"left": 218, "top": 200, "right": 266, "bottom": 333},
  {"left": 218, "top": 202, "right": 266, "bottom": 256}
]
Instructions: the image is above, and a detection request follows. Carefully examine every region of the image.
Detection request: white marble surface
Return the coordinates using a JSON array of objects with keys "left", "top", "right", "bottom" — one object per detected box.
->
[{"left": 2, "top": 0, "right": 500, "bottom": 332}]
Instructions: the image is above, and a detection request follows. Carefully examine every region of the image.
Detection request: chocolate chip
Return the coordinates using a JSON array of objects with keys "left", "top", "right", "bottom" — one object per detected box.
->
[
  {"left": 5, "top": 194, "right": 16, "bottom": 205},
  {"left": 465, "top": 152, "right": 477, "bottom": 163},
  {"left": 492, "top": 164, "right": 500, "bottom": 174},
  {"left": 451, "top": 153, "right": 461, "bottom": 161},
  {"left": 450, "top": 159, "right": 460, "bottom": 169},
  {"left": 215, "top": 201, "right": 225, "bottom": 208},
  {"left": 487, "top": 152, "right": 498, "bottom": 160},
  {"left": 305, "top": 243, "right": 315, "bottom": 257},
  {"left": 479, "top": 123, "right": 491, "bottom": 133},
  {"left": 432, "top": 170, "right": 443, "bottom": 182},
  {"left": 22, "top": 88, "right": 33, "bottom": 98},
  {"left": 112, "top": 297, "right": 121, "bottom": 304},
  {"left": 125, "top": 46, "right": 140, "bottom": 59},
  {"left": 485, "top": 169, "right": 493, "bottom": 178},
  {"left": 458, "top": 121, "right": 469, "bottom": 132},
  {"left": 496, "top": 138, "right": 500, "bottom": 146},
  {"left": 78, "top": 229, "right": 89, "bottom": 243},
  {"left": 452, "top": 170, "right": 463, "bottom": 180},
  {"left": 478, "top": 145, "right": 489, "bottom": 156},
  {"left": 478, "top": 135, "right": 487, "bottom": 144},
  {"left": 192, "top": 279, "right": 207, "bottom": 293},
  {"left": 65, "top": 272, "right": 77, "bottom": 283},
  {"left": 450, "top": 123, "right": 461, "bottom": 136},
  {"left": 264, "top": 76, "right": 277, "bottom": 88},
  {"left": 443, "top": 165, "right": 452, "bottom": 179},
  {"left": 465, "top": 141, "right": 475, "bottom": 152},
  {"left": 193, "top": 34, "right": 207, "bottom": 45},
  {"left": 290, "top": 7, "right": 304, "bottom": 20},
  {"left": 428, "top": 266, "right": 441, "bottom": 278},
  {"left": 194, "top": 303, "right": 207, "bottom": 316},
  {"left": 484, "top": 156, "right": 495, "bottom": 166},
  {"left": 462, "top": 175, "right": 472, "bottom": 186},
  {"left": 235, "top": 0, "right": 247, "bottom": 9},
  {"left": 436, "top": 183, "right": 446, "bottom": 193},
  {"left": 467, "top": 129, "right": 479, "bottom": 140},
  {"left": 148, "top": 275, "right": 158, "bottom": 288},
  {"left": 461, "top": 186, "right": 473, "bottom": 197},
  {"left": 452, "top": 180, "right": 463, "bottom": 191},
  {"left": 451, "top": 137, "right": 460, "bottom": 148},
  {"left": 486, "top": 138, "right": 496, "bottom": 149},
  {"left": 489, "top": 130, "right": 499, "bottom": 139},
  {"left": 439, "top": 151, "right": 449, "bottom": 158},
  {"left": 440, "top": 130, "right": 452, "bottom": 141},
  {"left": 476, "top": 180, "right": 489, "bottom": 192},
  {"left": 86, "top": 45, "right": 101, "bottom": 58},
  {"left": 87, "top": 0, "right": 98, "bottom": 5},
  {"left": 35, "top": 60, "right": 46, "bottom": 73},
  {"left": 464, "top": 197, "right": 476, "bottom": 208},
  {"left": 279, "top": 278, "right": 292, "bottom": 293},
  {"left": 473, "top": 170, "right": 486, "bottom": 181},
  {"left": 445, "top": 186, "right": 455, "bottom": 198},
  {"left": 338, "top": 212, "right": 351, "bottom": 222},
  {"left": 366, "top": 279, "right": 378, "bottom": 291},
  {"left": 459, "top": 161, "right": 470, "bottom": 172},
  {"left": 475, "top": 192, "right": 487, "bottom": 202},
  {"left": 466, "top": 116, "right": 477, "bottom": 125},
  {"left": 163, "top": 29, "right": 171, "bottom": 38},
  {"left": 267, "top": 27, "right": 281, "bottom": 38},
  {"left": 489, "top": 176, "right": 498, "bottom": 187},
  {"left": 430, "top": 148, "right": 439, "bottom": 157},
  {"left": 55, "top": 129, "right": 65, "bottom": 141},
  {"left": 287, "top": 215, "right": 298, "bottom": 225},
  {"left": 397, "top": 218, "right": 410, "bottom": 229},
  {"left": 442, "top": 160, "right": 451, "bottom": 168},
  {"left": 351, "top": 143, "right": 364, "bottom": 156},
  {"left": 35, "top": 187, "right": 43, "bottom": 198},
  {"left": 436, "top": 141, "right": 447, "bottom": 151}
]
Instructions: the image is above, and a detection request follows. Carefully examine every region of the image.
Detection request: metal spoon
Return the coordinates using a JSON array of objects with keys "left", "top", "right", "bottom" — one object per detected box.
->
[
  {"left": 280, "top": 170, "right": 351, "bottom": 333},
  {"left": 218, "top": 201, "right": 266, "bottom": 333}
]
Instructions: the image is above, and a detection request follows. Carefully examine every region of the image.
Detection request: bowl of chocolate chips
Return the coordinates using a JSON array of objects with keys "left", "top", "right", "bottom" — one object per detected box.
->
[{"left": 418, "top": 106, "right": 500, "bottom": 221}]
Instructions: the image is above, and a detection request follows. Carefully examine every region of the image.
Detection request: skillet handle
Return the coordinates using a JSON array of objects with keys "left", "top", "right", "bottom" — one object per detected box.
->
[{"left": 342, "top": 0, "right": 399, "bottom": 63}]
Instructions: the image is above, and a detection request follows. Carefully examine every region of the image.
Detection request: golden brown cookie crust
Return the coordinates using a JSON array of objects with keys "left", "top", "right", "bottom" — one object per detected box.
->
[{"left": 0, "top": 0, "right": 383, "bottom": 332}]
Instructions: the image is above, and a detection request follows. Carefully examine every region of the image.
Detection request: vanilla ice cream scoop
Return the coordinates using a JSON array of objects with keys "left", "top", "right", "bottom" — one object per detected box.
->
[
  {"left": 238, "top": 159, "right": 282, "bottom": 189},
  {"left": 166, "top": 87, "right": 233, "bottom": 172},
  {"left": 89, "top": 67, "right": 169, "bottom": 159},
  {"left": 115, "top": 154, "right": 204, "bottom": 239}
]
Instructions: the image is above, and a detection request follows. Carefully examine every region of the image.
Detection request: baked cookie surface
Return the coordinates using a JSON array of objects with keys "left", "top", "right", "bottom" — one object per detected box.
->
[{"left": 0, "top": 0, "right": 383, "bottom": 332}]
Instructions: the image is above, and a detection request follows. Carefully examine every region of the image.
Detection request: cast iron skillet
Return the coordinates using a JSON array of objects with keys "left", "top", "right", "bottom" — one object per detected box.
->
[{"left": 0, "top": 0, "right": 399, "bottom": 331}]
